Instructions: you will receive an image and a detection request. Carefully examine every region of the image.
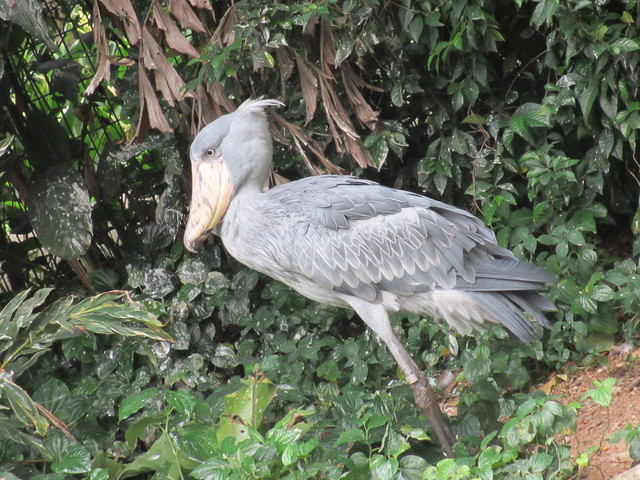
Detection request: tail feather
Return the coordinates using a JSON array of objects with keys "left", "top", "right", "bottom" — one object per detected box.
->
[
  {"left": 505, "top": 292, "right": 555, "bottom": 328},
  {"left": 457, "top": 259, "right": 556, "bottom": 292},
  {"left": 467, "top": 291, "right": 553, "bottom": 343}
]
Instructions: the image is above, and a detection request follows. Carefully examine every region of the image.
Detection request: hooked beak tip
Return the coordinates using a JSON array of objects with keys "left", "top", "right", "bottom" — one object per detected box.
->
[{"left": 183, "top": 239, "right": 200, "bottom": 253}]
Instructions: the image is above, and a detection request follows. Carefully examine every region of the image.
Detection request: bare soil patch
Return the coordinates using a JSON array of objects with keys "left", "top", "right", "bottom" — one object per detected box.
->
[{"left": 550, "top": 345, "right": 640, "bottom": 480}]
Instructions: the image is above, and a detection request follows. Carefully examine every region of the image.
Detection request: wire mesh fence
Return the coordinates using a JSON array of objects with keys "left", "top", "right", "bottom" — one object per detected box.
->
[{"left": 0, "top": 0, "right": 159, "bottom": 298}]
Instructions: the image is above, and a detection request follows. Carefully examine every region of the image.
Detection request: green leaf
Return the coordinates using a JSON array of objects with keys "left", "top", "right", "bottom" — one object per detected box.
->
[
  {"left": 609, "top": 429, "right": 627, "bottom": 444},
  {"left": 0, "top": 133, "right": 14, "bottom": 157},
  {"left": 582, "top": 378, "right": 616, "bottom": 407},
  {"left": 579, "top": 81, "right": 600, "bottom": 118},
  {"left": 529, "top": 452, "right": 554, "bottom": 472},
  {"left": 408, "top": 16, "right": 423, "bottom": 43},
  {"left": 461, "top": 113, "right": 485, "bottom": 124},
  {"left": 531, "top": 0, "right": 558, "bottom": 26},
  {"left": 586, "top": 331, "right": 615, "bottom": 352},
  {"left": 118, "top": 432, "right": 189, "bottom": 477},
  {"left": 478, "top": 445, "right": 502, "bottom": 468},
  {"left": 590, "top": 284, "right": 615, "bottom": 302},
  {"left": 281, "top": 444, "right": 297, "bottom": 466},
  {"left": 610, "top": 38, "right": 640, "bottom": 52},
  {"left": 125, "top": 416, "right": 161, "bottom": 450},
  {"left": 51, "top": 444, "right": 91, "bottom": 474},
  {"left": 89, "top": 269, "right": 119, "bottom": 292},
  {"left": 566, "top": 229, "right": 585, "bottom": 246},
  {"left": 85, "top": 469, "right": 109, "bottom": 480},
  {"left": 352, "top": 359, "right": 368, "bottom": 383},
  {"left": 177, "top": 424, "right": 218, "bottom": 461},
  {"left": 577, "top": 294, "right": 598, "bottom": 314},
  {"left": 335, "top": 428, "right": 365, "bottom": 445},
  {"left": 262, "top": 50, "right": 275, "bottom": 68},
  {"left": 216, "top": 374, "right": 276, "bottom": 443},
  {"left": 371, "top": 138, "right": 390, "bottom": 170},
  {"left": 0, "top": 375, "right": 49, "bottom": 434},
  {"left": 370, "top": 455, "right": 398, "bottom": 480},
  {"left": 621, "top": 11, "right": 634, "bottom": 23},
  {"left": 510, "top": 113, "right": 534, "bottom": 142},
  {"left": 118, "top": 388, "right": 157, "bottom": 422},
  {"left": 424, "top": 11, "right": 443, "bottom": 27},
  {"left": 0, "top": 289, "right": 33, "bottom": 329},
  {"left": 66, "top": 294, "right": 169, "bottom": 342},
  {"left": 629, "top": 436, "right": 640, "bottom": 461},
  {"left": 398, "top": 455, "right": 428, "bottom": 479},
  {"left": 166, "top": 390, "right": 196, "bottom": 415},
  {"left": 27, "top": 166, "right": 93, "bottom": 260},
  {"left": 191, "top": 458, "right": 229, "bottom": 480},
  {"left": 391, "top": 83, "right": 403, "bottom": 107},
  {"left": 385, "top": 430, "right": 410, "bottom": 457}
]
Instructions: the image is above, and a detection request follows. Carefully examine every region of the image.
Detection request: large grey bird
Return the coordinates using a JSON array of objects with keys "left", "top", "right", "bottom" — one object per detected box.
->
[{"left": 183, "top": 98, "right": 555, "bottom": 456}]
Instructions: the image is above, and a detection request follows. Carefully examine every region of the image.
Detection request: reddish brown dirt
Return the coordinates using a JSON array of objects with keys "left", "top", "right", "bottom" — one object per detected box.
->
[{"left": 550, "top": 345, "right": 640, "bottom": 480}]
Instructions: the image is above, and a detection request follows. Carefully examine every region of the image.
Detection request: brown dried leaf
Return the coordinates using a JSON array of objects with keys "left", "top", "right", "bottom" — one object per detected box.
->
[
  {"left": 303, "top": 15, "right": 319, "bottom": 47},
  {"left": 141, "top": 27, "right": 192, "bottom": 106},
  {"left": 276, "top": 47, "right": 294, "bottom": 81},
  {"left": 276, "top": 47, "right": 294, "bottom": 99},
  {"left": 317, "top": 79, "right": 342, "bottom": 153},
  {"left": 319, "top": 76, "right": 357, "bottom": 137},
  {"left": 127, "top": 66, "right": 172, "bottom": 146},
  {"left": 191, "top": 84, "right": 220, "bottom": 135},
  {"left": 295, "top": 55, "right": 318, "bottom": 125},
  {"left": 169, "top": 0, "right": 205, "bottom": 33},
  {"left": 344, "top": 135, "right": 373, "bottom": 169},
  {"left": 84, "top": 2, "right": 110, "bottom": 95},
  {"left": 207, "top": 82, "right": 237, "bottom": 113},
  {"left": 271, "top": 172, "right": 291, "bottom": 186},
  {"left": 140, "top": 70, "right": 172, "bottom": 133},
  {"left": 319, "top": 76, "right": 373, "bottom": 169},
  {"left": 188, "top": 82, "right": 238, "bottom": 137},
  {"left": 341, "top": 64, "right": 380, "bottom": 130},
  {"left": 320, "top": 18, "right": 336, "bottom": 76},
  {"left": 187, "top": 0, "right": 211, "bottom": 10},
  {"left": 153, "top": 0, "right": 199, "bottom": 58},
  {"left": 210, "top": 7, "right": 236, "bottom": 47},
  {"left": 107, "top": 56, "right": 136, "bottom": 66},
  {"left": 99, "top": 0, "right": 141, "bottom": 44},
  {"left": 273, "top": 114, "right": 346, "bottom": 175}
]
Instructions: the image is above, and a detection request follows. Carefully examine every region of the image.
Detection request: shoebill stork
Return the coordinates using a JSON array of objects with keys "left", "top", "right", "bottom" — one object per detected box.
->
[{"left": 183, "top": 98, "right": 555, "bottom": 456}]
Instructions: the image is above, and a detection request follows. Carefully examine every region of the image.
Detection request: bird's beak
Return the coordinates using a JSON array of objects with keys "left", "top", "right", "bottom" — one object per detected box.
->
[{"left": 183, "top": 159, "right": 234, "bottom": 252}]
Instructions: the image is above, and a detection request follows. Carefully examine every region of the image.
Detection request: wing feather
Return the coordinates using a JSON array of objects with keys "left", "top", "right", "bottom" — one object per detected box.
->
[{"left": 257, "top": 176, "right": 552, "bottom": 327}]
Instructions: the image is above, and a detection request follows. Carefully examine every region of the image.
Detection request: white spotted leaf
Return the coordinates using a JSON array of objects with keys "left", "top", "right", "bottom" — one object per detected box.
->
[{"left": 27, "top": 166, "right": 93, "bottom": 260}]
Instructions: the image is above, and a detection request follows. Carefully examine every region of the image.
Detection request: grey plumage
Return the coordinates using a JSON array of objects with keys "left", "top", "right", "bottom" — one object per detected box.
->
[
  {"left": 184, "top": 98, "right": 556, "bottom": 454},
  {"left": 220, "top": 174, "right": 554, "bottom": 343}
]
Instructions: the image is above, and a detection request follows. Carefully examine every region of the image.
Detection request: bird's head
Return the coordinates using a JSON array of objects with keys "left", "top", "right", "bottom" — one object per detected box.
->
[{"left": 183, "top": 98, "right": 283, "bottom": 252}]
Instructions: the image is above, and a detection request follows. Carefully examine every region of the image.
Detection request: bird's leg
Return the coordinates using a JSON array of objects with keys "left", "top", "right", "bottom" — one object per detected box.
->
[
  {"left": 347, "top": 299, "right": 456, "bottom": 457},
  {"left": 384, "top": 334, "right": 456, "bottom": 457}
]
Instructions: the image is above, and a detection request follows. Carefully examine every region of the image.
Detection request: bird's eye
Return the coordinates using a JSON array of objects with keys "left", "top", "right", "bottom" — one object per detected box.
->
[{"left": 205, "top": 148, "right": 216, "bottom": 157}]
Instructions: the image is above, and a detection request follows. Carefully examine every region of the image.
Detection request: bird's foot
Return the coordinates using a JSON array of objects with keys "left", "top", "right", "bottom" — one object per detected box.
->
[{"left": 407, "top": 375, "right": 456, "bottom": 457}]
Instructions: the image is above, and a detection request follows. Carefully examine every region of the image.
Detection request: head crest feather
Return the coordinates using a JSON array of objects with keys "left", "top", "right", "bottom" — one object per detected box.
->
[{"left": 236, "top": 97, "right": 284, "bottom": 114}]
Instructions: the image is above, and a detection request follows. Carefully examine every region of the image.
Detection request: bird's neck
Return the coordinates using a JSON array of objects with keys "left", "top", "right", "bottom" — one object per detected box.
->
[
  {"left": 233, "top": 176, "right": 267, "bottom": 199},
  {"left": 219, "top": 186, "right": 266, "bottom": 262}
]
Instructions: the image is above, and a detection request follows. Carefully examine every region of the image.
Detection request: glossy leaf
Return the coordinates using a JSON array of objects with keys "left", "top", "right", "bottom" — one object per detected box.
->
[
  {"left": 27, "top": 166, "right": 93, "bottom": 260},
  {"left": 119, "top": 388, "right": 157, "bottom": 422}
]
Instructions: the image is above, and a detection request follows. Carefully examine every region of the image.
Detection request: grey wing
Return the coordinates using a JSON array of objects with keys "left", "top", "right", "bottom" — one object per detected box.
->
[
  {"left": 264, "top": 176, "right": 555, "bottom": 340},
  {"left": 270, "top": 176, "right": 550, "bottom": 297}
]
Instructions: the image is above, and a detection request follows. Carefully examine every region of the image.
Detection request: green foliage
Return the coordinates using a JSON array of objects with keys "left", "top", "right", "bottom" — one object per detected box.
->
[
  {"left": 0, "top": 288, "right": 169, "bottom": 461},
  {"left": 610, "top": 423, "right": 640, "bottom": 464},
  {"left": 581, "top": 377, "right": 616, "bottom": 407},
  {"left": 2, "top": 0, "right": 640, "bottom": 477},
  {"left": 26, "top": 166, "right": 93, "bottom": 260}
]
